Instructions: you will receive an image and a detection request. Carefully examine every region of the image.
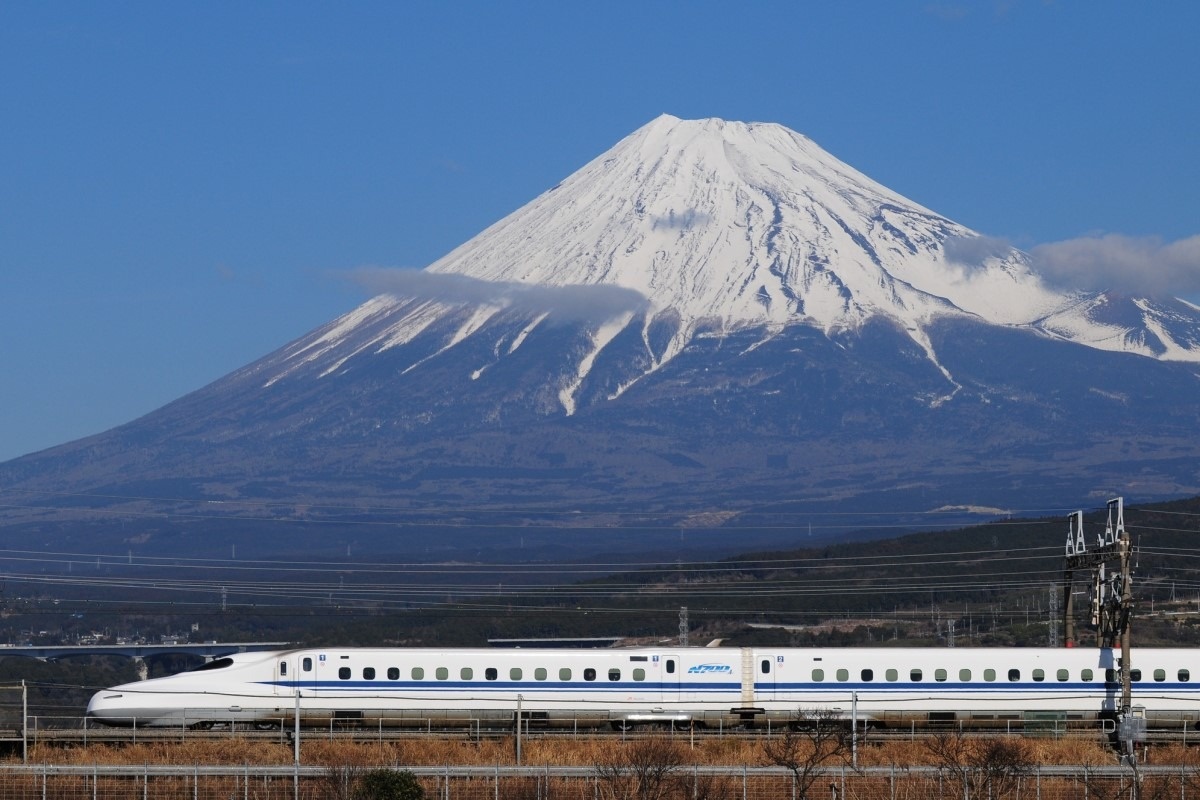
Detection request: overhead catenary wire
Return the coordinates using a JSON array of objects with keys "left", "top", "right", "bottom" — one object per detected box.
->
[
  {"left": 0, "top": 497, "right": 1191, "bottom": 620},
  {"left": 0, "top": 542, "right": 1067, "bottom": 574}
]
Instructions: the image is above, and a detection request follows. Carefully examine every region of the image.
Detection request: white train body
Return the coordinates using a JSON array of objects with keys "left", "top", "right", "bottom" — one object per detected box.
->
[{"left": 86, "top": 645, "right": 1200, "bottom": 730}]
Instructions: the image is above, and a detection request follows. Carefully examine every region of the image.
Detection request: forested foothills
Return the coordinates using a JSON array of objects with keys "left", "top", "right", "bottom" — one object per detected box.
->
[{"left": 0, "top": 497, "right": 1195, "bottom": 657}]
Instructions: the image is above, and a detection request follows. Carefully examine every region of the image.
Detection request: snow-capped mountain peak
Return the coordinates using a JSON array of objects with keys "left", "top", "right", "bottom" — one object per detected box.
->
[
  {"left": 269, "top": 115, "right": 1200, "bottom": 397},
  {"left": 427, "top": 115, "right": 1061, "bottom": 333}
]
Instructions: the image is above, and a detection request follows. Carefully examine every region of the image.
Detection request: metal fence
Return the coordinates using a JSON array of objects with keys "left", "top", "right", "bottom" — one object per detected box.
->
[
  {"left": 18, "top": 712, "right": 1187, "bottom": 747},
  {"left": 0, "top": 764, "right": 1191, "bottom": 799}
]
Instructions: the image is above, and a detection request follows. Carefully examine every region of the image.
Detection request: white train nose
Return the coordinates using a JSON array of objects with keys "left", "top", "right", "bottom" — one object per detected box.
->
[{"left": 86, "top": 692, "right": 133, "bottom": 727}]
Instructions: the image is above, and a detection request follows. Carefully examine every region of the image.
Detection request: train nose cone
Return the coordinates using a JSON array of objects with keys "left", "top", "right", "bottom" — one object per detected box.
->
[{"left": 86, "top": 692, "right": 128, "bottom": 727}]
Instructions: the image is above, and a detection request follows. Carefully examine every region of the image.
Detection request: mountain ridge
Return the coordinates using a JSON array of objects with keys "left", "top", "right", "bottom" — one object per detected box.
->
[
  {"left": 2, "top": 115, "right": 1199, "bottom": 563},
  {"left": 259, "top": 115, "right": 1200, "bottom": 422}
]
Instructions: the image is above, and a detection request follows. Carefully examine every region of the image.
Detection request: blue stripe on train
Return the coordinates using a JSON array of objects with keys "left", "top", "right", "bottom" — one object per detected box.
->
[
  {"left": 769, "top": 682, "right": 1200, "bottom": 693},
  {"left": 257, "top": 681, "right": 740, "bottom": 693},
  {"left": 251, "top": 679, "right": 1200, "bottom": 697}
]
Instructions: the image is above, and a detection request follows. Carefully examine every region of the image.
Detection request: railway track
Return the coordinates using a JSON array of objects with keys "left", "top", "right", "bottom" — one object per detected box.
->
[{"left": 2, "top": 721, "right": 1158, "bottom": 748}]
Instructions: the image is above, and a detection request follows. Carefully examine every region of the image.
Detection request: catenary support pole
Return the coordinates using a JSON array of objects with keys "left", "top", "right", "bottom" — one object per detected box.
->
[{"left": 516, "top": 694, "right": 523, "bottom": 766}]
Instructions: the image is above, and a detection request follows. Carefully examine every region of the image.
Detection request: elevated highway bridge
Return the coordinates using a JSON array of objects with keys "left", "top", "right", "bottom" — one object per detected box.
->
[{"left": 0, "top": 642, "right": 289, "bottom": 662}]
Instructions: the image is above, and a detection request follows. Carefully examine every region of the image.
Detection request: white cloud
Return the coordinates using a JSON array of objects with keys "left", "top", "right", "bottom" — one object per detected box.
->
[
  {"left": 345, "top": 267, "right": 649, "bottom": 323},
  {"left": 1030, "top": 233, "right": 1200, "bottom": 298},
  {"left": 945, "top": 231, "right": 1200, "bottom": 300},
  {"left": 943, "top": 234, "right": 1014, "bottom": 267}
]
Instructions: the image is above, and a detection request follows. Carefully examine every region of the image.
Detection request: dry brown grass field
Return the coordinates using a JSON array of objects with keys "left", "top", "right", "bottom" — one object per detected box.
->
[
  {"left": 2, "top": 735, "right": 1199, "bottom": 799},
  {"left": 12, "top": 732, "right": 1198, "bottom": 768}
]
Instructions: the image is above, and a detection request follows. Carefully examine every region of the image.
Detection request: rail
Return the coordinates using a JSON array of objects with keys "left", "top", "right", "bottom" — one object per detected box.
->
[{"left": 10, "top": 713, "right": 1200, "bottom": 748}]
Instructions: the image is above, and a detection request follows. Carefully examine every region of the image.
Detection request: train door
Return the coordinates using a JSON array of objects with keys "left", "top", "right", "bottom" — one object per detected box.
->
[
  {"left": 757, "top": 653, "right": 778, "bottom": 701},
  {"left": 660, "top": 654, "right": 681, "bottom": 702},
  {"left": 274, "top": 656, "right": 295, "bottom": 696},
  {"left": 300, "top": 654, "right": 319, "bottom": 696}
]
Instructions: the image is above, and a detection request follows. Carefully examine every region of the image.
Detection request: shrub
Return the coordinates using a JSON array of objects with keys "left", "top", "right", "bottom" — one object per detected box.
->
[{"left": 356, "top": 768, "right": 425, "bottom": 800}]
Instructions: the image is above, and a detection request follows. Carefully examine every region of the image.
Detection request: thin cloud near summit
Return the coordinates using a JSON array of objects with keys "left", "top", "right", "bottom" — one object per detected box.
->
[
  {"left": 946, "top": 232, "right": 1200, "bottom": 299},
  {"left": 347, "top": 266, "right": 649, "bottom": 323}
]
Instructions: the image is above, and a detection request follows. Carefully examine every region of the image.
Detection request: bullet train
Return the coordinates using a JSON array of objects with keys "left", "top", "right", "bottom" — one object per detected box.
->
[{"left": 86, "top": 645, "right": 1200, "bottom": 731}]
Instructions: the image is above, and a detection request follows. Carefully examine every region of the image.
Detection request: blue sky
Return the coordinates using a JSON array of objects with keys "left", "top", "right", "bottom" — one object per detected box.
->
[{"left": 1, "top": 2, "right": 1197, "bottom": 462}]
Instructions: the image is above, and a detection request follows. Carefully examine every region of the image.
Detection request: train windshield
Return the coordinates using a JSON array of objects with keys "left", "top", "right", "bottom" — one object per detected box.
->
[{"left": 189, "top": 657, "right": 235, "bottom": 672}]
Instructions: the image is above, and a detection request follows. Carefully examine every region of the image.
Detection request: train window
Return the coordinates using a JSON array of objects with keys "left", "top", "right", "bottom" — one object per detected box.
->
[
  {"left": 1106, "top": 669, "right": 1117, "bottom": 683},
  {"left": 935, "top": 669, "right": 947, "bottom": 682},
  {"left": 1081, "top": 669, "right": 1093, "bottom": 682},
  {"left": 910, "top": 669, "right": 923, "bottom": 682},
  {"left": 1154, "top": 669, "right": 1166, "bottom": 683},
  {"left": 436, "top": 667, "right": 449, "bottom": 681},
  {"left": 411, "top": 667, "right": 424, "bottom": 680},
  {"left": 584, "top": 668, "right": 596, "bottom": 682},
  {"left": 510, "top": 668, "right": 522, "bottom": 681},
  {"left": 812, "top": 669, "right": 824, "bottom": 682},
  {"left": 836, "top": 669, "right": 849, "bottom": 682},
  {"left": 984, "top": 669, "right": 996, "bottom": 682},
  {"left": 486, "top": 668, "right": 498, "bottom": 681},
  {"left": 630, "top": 656, "right": 648, "bottom": 662},
  {"left": 885, "top": 669, "right": 898, "bottom": 682},
  {"left": 861, "top": 669, "right": 873, "bottom": 682},
  {"left": 338, "top": 667, "right": 351, "bottom": 680},
  {"left": 1008, "top": 669, "right": 1020, "bottom": 682},
  {"left": 388, "top": 668, "right": 399, "bottom": 680},
  {"left": 761, "top": 660, "right": 770, "bottom": 674},
  {"left": 959, "top": 669, "right": 971, "bottom": 681},
  {"left": 461, "top": 668, "right": 473, "bottom": 680},
  {"left": 535, "top": 668, "right": 547, "bottom": 681},
  {"left": 1057, "top": 669, "right": 1069, "bottom": 682},
  {"left": 608, "top": 669, "right": 621, "bottom": 681},
  {"left": 1131, "top": 669, "right": 1142, "bottom": 682},
  {"left": 666, "top": 660, "right": 676, "bottom": 674},
  {"left": 559, "top": 668, "right": 571, "bottom": 681},
  {"left": 1181, "top": 670, "right": 1191, "bottom": 682},
  {"left": 363, "top": 668, "right": 375, "bottom": 680},
  {"left": 303, "top": 658, "right": 313, "bottom": 672},
  {"left": 1032, "top": 669, "right": 1044, "bottom": 682},
  {"left": 280, "top": 662, "right": 287, "bottom": 677},
  {"left": 191, "top": 657, "right": 235, "bottom": 673},
  {"left": 633, "top": 668, "right": 646, "bottom": 681}
]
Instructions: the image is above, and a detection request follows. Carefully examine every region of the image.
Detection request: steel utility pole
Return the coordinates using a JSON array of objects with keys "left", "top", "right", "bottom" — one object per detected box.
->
[
  {"left": 1114, "top": 498, "right": 1134, "bottom": 715},
  {"left": 1061, "top": 497, "right": 1139, "bottom": 745}
]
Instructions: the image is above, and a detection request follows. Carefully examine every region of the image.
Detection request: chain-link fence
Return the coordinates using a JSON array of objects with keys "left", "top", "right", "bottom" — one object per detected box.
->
[{"left": 0, "top": 764, "right": 1191, "bottom": 800}]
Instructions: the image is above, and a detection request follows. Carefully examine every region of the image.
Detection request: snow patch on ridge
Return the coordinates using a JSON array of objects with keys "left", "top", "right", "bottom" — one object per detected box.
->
[
  {"left": 509, "top": 313, "right": 549, "bottom": 354},
  {"left": 559, "top": 314, "right": 634, "bottom": 415},
  {"left": 265, "top": 296, "right": 399, "bottom": 386},
  {"left": 906, "top": 325, "right": 961, "bottom": 407},
  {"left": 400, "top": 305, "right": 502, "bottom": 376},
  {"left": 1135, "top": 299, "right": 1200, "bottom": 362}
]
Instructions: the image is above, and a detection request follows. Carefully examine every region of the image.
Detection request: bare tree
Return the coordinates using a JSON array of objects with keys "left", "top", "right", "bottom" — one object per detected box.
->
[
  {"left": 320, "top": 763, "right": 367, "bottom": 800},
  {"left": 924, "top": 730, "right": 1034, "bottom": 800},
  {"left": 594, "top": 735, "right": 688, "bottom": 800},
  {"left": 760, "top": 708, "right": 851, "bottom": 800},
  {"left": 1090, "top": 758, "right": 1179, "bottom": 800},
  {"left": 687, "top": 768, "right": 737, "bottom": 800}
]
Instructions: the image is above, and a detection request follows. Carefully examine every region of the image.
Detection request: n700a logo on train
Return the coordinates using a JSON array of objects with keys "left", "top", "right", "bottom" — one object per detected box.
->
[{"left": 687, "top": 664, "right": 733, "bottom": 674}]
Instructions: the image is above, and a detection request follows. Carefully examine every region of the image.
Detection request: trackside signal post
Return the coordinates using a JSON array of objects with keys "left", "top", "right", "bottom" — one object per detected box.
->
[{"left": 1062, "top": 497, "right": 1139, "bottom": 746}]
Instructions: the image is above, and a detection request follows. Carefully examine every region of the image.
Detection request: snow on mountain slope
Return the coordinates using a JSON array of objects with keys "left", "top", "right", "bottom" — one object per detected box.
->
[
  {"left": 266, "top": 115, "right": 1200, "bottom": 395},
  {"left": 427, "top": 115, "right": 1068, "bottom": 331},
  {"left": 7, "top": 118, "right": 1200, "bottom": 558}
]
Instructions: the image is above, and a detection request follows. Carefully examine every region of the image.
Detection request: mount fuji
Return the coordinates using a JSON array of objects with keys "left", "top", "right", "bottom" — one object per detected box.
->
[{"left": 3, "top": 115, "right": 1200, "bottom": 562}]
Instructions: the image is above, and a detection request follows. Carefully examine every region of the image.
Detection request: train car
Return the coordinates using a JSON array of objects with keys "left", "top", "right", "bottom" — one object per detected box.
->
[{"left": 85, "top": 645, "right": 1200, "bottom": 731}]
